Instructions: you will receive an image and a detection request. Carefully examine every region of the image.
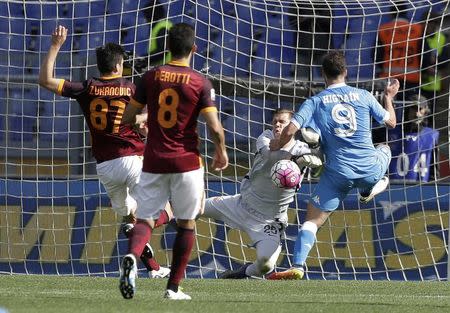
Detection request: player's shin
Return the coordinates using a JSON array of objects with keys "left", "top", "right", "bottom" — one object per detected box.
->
[
  {"left": 121, "top": 222, "right": 159, "bottom": 270},
  {"left": 293, "top": 221, "right": 318, "bottom": 266},
  {"left": 166, "top": 227, "right": 195, "bottom": 292},
  {"left": 140, "top": 246, "right": 159, "bottom": 271},
  {"left": 253, "top": 242, "right": 280, "bottom": 276},
  {"left": 128, "top": 220, "right": 153, "bottom": 259}
]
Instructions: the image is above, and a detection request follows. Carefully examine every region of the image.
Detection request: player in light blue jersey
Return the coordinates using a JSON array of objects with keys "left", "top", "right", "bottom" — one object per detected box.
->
[{"left": 267, "top": 50, "right": 399, "bottom": 280}]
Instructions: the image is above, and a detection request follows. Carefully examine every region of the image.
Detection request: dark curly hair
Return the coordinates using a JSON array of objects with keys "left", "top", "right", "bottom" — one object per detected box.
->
[
  {"left": 322, "top": 50, "right": 347, "bottom": 79},
  {"left": 96, "top": 43, "right": 125, "bottom": 75},
  {"left": 168, "top": 23, "right": 195, "bottom": 58}
]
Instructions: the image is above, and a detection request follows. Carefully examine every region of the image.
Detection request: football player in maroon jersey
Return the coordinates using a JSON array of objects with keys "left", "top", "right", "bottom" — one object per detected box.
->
[
  {"left": 39, "top": 25, "right": 171, "bottom": 279},
  {"left": 120, "top": 23, "right": 228, "bottom": 300}
]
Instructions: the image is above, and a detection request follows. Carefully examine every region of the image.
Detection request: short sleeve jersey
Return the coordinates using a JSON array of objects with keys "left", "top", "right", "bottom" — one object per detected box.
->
[
  {"left": 58, "top": 76, "right": 145, "bottom": 162},
  {"left": 131, "top": 61, "right": 217, "bottom": 173},
  {"left": 292, "top": 83, "right": 389, "bottom": 178}
]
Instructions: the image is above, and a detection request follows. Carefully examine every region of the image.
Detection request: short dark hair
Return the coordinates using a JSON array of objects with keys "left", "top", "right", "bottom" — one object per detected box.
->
[
  {"left": 95, "top": 43, "right": 125, "bottom": 75},
  {"left": 168, "top": 23, "right": 195, "bottom": 58},
  {"left": 322, "top": 50, "right": 347, "bottom": 79}
]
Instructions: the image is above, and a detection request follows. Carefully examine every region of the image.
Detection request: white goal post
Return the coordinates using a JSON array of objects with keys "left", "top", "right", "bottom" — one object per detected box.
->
[{"left": 0, "top": 0, "right": 449, "bottom": 281}]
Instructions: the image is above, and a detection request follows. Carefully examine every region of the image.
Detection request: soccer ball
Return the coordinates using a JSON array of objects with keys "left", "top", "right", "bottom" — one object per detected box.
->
[{"left": 270, "top": 159, "right": 301, "bottom": 189}]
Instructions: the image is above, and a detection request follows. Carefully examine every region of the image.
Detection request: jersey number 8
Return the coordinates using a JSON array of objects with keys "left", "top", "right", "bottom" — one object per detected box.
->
[{"left": 158, "top": 88, "right": 179, "bottom": 128}]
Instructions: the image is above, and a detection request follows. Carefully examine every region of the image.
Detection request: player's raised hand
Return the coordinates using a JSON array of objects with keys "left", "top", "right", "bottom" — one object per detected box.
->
[
  {"left": 51, "top": 25, "right": 68, "bottom": 48},
  {"left": 211, "top": 149, "right": 229, "bottom": 171},
  {"left": 269, "top": 138, "right": 281, "bottom": 151},
  {"left": 385, "top": 79, "right": 400, "bottom": 98},
  {"left": 135, "top": 113, "right": 148, "bottom": 137},
  {"left": 38, "top": 25, "right": 69, "bottom": 93}
]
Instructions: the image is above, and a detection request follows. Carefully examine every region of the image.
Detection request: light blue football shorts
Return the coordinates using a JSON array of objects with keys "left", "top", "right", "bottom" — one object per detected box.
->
[{"left": 310, "top": 144, "right": 391, "bottom": 211}]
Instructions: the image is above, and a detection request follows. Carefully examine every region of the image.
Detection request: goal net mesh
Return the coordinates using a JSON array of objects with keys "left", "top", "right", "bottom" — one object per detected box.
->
[{"left": 0, "top": 0, "right": 449, "bottom": 280}]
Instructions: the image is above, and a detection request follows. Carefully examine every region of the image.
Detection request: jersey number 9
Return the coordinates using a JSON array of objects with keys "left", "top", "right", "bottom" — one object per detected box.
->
[{"left": 332, "top": 103, "right": 357, "bottom": 137}]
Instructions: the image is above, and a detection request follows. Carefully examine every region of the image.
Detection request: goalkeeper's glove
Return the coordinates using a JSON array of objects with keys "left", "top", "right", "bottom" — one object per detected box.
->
[
  {"left": 292, "top": 147, "right": 324, "bottom": 169},
  {"left": 311, "top": 164, "right": 324, "bottom": 178},
  {"left": 300, "top": 127, "right": 320, "bottom": 148},
  {"left": 289, "top": 140, "right": 310, "bottom": 157},
  {"left": 289, "top": 139, "right": 324, "bottom": 172},
  {"left": 295, "top": 154, "right": 323, "bottom": 169}
]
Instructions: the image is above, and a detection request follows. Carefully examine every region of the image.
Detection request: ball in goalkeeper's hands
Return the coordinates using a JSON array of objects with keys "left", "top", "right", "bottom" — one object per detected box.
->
[{"left": 271, "top": 160, "right": 302, "bottom": 189}]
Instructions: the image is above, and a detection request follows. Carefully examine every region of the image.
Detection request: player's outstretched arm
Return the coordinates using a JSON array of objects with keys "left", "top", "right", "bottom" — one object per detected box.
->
[
  {"left": 270, "top": 122, "right": 298, "bottom": 151},
  {"left": 39, "top": 25, "right": 68, "bottom": 93},
  {"left": 202, "top": 110, "right": 228, "bottom": 171},
  {"left": 383, "top": 79, "right": 399, "bottom": 128}
]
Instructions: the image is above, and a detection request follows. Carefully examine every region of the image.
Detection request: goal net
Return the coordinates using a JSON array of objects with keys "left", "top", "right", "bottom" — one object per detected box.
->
[{"left": 1, "top": 0, "right": 449, "bottom": 280}]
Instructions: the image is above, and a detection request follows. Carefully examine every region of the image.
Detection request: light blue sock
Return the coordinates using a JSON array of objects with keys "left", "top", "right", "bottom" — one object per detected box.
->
[{"left": 293, "top": 221, "right": 318, "bottom": 266}]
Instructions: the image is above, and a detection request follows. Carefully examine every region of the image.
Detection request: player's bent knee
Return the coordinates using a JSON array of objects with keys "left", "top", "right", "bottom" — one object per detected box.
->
[
  {"left": 177, "top": 219, "right": 196, "bottom": 230},
  {"left": 376, "top": 144, "right": 391, "bottom": 157},
  {"left": 256, "top": 257, "right": 275, "bottom": 275},
  {"left": 112, "top": 205, "right": 131, "bottom": 217},
  {"left": 112, "top": 197, "right": 137, "bottom": 217},
  {"left": 375, "top": 144, "right": 392, "bottom": 166}
]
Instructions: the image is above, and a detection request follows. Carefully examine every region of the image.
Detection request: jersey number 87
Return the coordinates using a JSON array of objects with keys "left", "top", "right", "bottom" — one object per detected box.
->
[{"left": 89, "top": 98, "right": 126, "bottom": 134}]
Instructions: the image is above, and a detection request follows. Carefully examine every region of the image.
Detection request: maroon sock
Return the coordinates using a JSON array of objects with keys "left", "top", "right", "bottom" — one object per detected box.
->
[
  {"left": 166, "top": 227, "right": 195, "bottom": 292},
  {"left": 128, "top": 220, "right": 152, "bottom": 258},
  {"left": 154, "top": 210, "right": 170, "bottom": 228},
  {"left": 124, "top": 222, "right": 160, "bottom": 271},
  {"left": 140, "top": 255, "right": 160, "bottom": 272}
]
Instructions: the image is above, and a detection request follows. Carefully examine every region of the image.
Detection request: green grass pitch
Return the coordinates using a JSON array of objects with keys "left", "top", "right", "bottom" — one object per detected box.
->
[{"left": 0, "top": 275, "right": 449, "bottom": 313}]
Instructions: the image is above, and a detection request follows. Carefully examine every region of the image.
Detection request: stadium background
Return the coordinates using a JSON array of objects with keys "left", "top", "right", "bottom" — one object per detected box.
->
[{"left": 0, "top": 0, "right": 449, "bottom": 281}]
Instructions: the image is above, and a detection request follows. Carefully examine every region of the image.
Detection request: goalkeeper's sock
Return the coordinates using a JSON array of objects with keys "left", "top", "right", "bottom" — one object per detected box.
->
[
  {"left": 218, "top": 263, "right": 251, "bottom": 279},
  {"left": 128, "top": 220, "right": 152, "bottom": 259},
  {"left": 293, "top": 221, "right": 318, "bottom": 266},
  {"left": 167, "top": 227, "right": 195, "bottom": 292}
]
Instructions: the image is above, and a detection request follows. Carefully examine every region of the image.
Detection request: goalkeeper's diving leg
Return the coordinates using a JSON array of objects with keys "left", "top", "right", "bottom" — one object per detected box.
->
[
  {"left": 220, "top": 240, "right": 282, "bottom": 279},
  {"left": 267, "top": 202, "right": 326, "bottom": 280}
]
